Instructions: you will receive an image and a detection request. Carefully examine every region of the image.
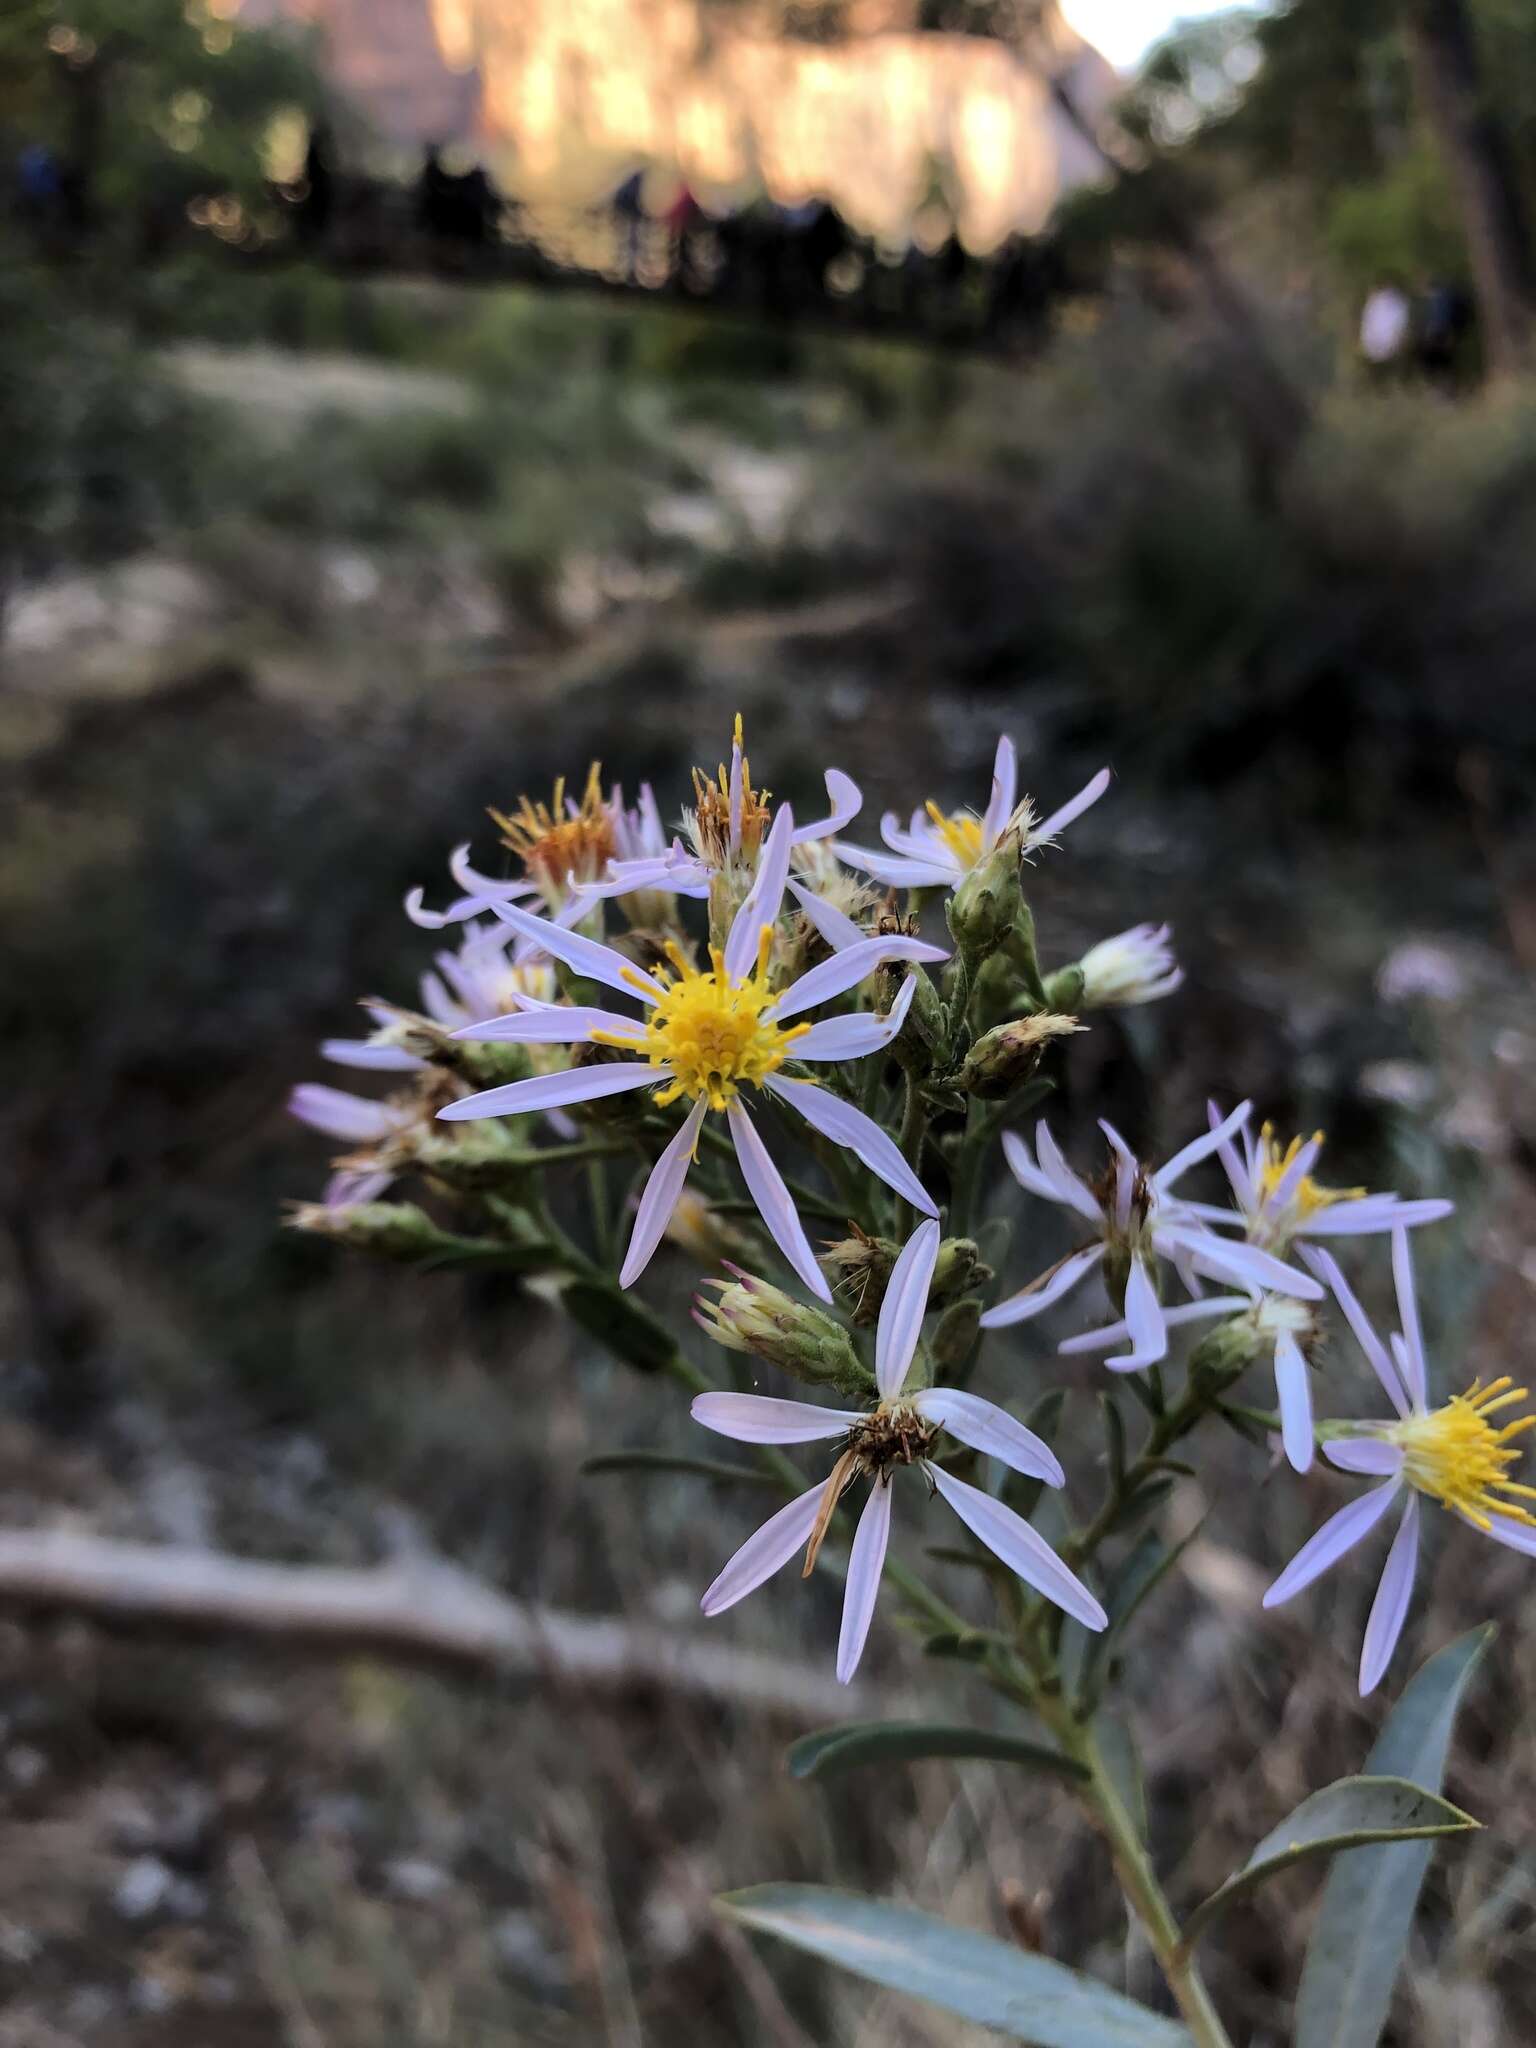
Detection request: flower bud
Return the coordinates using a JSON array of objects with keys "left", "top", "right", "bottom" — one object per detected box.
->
[
  {"left": 412, "top": 1121, "right": 540, "bottom": 1190},
  {"left": 397, "top": 1017, "right": 534, "bottom": 1090},
  {"left": 695, "top": 1268, "right": 869, "bottom": 1395},
  {"left": 958, "top": 1013, "right": 1085, "bottom": 1098},
  {"left": 287, "top": 1199, "right": 480, "bottom": 1261},
  {"left": 1074, "top": 925, "right": 1181, "bottom": 1010},
  {"left": 822, "top": 1230, "right": 990, "bottom": 1325},
  {"left": 878, "top": 957, "right": 946, "bottom": 1072},
  {"left": 946, "top": 838, "right": 1023, "bottom": 958},
  {"left": 931, "top": 1296, "right": 982, "bottom": 1373}
]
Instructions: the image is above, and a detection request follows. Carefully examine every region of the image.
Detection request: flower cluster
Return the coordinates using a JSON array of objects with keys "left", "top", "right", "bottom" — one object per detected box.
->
[{"left": 289, "top": 720, "right": 1515, "bottom": 1702}]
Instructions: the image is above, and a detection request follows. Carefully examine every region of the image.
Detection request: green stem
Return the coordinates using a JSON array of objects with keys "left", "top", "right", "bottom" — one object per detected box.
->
[{"left": 1074, "top": 1718, "right": 1235, "bottom": 2048}]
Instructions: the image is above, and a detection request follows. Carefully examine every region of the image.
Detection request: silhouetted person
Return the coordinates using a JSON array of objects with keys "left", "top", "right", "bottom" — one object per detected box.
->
[
  {"left": 1417, "top": 280, "right": 1473, "bottom": 388},
  {"left": 297, "top": 120, "right": 334, "bottom": 250}
]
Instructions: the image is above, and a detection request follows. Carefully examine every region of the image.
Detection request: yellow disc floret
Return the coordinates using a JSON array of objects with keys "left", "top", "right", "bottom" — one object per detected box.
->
[
  {"left": 691, "top": 714, "right": 772, "bottom": 869},
  {"left": 490, "top": 763, "right": 615, "bottom": 889},
  {"left": 1388, "top": 1378, "right": 1536, "bottom": 1531},
  {"left": 924, "top": 801, "right": 985, "bottom": 870},
  {"left": 623, "top": 929, "right": 809, "bottom": 1111},
  {"left": 1256, "top": 1125, "right": 1366, "bottom": 1225}
]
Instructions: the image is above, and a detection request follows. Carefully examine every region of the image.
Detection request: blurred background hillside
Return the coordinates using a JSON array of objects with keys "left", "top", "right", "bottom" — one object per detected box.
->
[{"left": 4, "top": 1, "right": 1536, "bottom": 2043}]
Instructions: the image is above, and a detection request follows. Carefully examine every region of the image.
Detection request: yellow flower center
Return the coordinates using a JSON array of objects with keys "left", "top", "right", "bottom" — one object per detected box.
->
[
  {"left": 691, "top": 714, "right": 772, "bottom": 869},
  {"left": 1256, "top": 1125, "right": 1365, "bottom": 1224},
  {"left": 924, "top": 801, "right": 984, "bottom": 868},
  {"left": 490, "top": 763, "right": 615, "bottom": 888},
  {"left": 1387, "top": 1378, "right": 1536, "bottom": 1530},
  {"left": 618, "top": 930, "right": 808, "bottom": 1110}
]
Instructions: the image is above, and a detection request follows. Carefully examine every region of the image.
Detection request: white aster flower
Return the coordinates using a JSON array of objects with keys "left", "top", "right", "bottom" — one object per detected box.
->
[
  {"left": 405, "top": 763, "right": 664, "bottom": 931},
  {"left": 288, "top": 1083, "right": 417, "bottom": 1207},
  {"left": 1062, "top": 1290, "right": 1322, "bottom": 1473},
  {"left": 1078, "top": 923, "right": 1182, "bottom": 1009},
  {"left": 570, "top": 715, "right": 862, "bottom": 916},
  {"left": 835, "top": 734, "right": 1109, "bottom": 892},
  {"left": 1265, "top": 1229, "right": 1536, "bottom": 1695},
  {"left": 436, "top": 805, "right": 946, "bottom": 1298},
  {"left": 1183, "top": 1107, "right": 1454, "bottom": 1258},
  {"left": 978, "top": 1106, "right": 1322, "bottom": 1369},
  {"left": 691, "top": 1220, "right": 1107, "bottom": 1682},
  {"left": 319, "top": 924, "right": 558, "bottom": 1075}
]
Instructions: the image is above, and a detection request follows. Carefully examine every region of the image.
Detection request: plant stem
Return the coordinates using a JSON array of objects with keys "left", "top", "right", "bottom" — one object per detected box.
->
[{"left": 1074, "top": 1717, "right": 1235, "bottom": 2048}]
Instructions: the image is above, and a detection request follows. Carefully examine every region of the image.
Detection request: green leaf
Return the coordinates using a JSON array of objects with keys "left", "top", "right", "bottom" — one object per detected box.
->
[
  {"left": 581, "top": 1450, "right": 777, "bottom": 1487},
  {"left": 1184, "top": 1775, "right": 1477, "bottom": 1949},
  {"left": 561, "top": 1280, "right": 676, "bottom": 1373},
  {"left": 1293, "top": 1625, "right": 1494, "bottom": 2048},
  {"left": 718, "top": 1885, "right": 1192, "bottom": 2046},
  {"left": 921, "top": 1628, "right": 997, "bottom": 1663},
  {"left": 1099, "top": 1391, "right": 1128, "bottom": 1490},
  {"left": 787, "top": 1720, "right": 1087, "bottom": 1785}
]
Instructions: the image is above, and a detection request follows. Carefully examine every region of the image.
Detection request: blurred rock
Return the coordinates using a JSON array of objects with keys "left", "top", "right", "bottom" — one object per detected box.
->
[{"left": 113, "top": 1856, "right": 174, "bottom": 1921}]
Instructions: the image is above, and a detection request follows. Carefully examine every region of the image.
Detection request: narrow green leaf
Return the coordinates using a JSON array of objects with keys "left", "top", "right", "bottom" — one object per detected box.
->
[
  {"left": 921, "top": 1628, "right": 996, "bottom": 1663},
  {"left": 581, "top": 1450, "right": 778, "bottom": 1487},
  {"left": 561, "top": 1280, "right": 676, "bottom": 1372},
  {"left": 787, "top": 1719, "right": 1087, "bottom": 1785},
  {"left": 719, "top": 1885, "right": 1192, "bottom": 2047},
  {"left": 1099, "top": 1392, "right": 1127, "bottom": 1489},
  {"left": 1002, "top": 1387, "right": 1067, "bottom": 1522},
  {"left": 1185, "top": 1775, "right": 1477, "bottom": 1949},
  {"left": 1293, "top": 1625, "right": 1494, "bottom": 2048}
]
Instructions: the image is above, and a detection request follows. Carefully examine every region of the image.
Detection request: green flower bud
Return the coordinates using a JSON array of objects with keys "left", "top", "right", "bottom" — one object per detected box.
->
[
  {"left": 947, "top": 838, "right": 1024, "bottom": 959},
  {"left": 1042, "top": 965, "right": 1086, "bottom": 1012},
  {"left": 957, "top": 1013, "right": 1086, "bottom": 1098},
  {"left": 412, "top": 1121, "right": 541, "bottom": 1190},
  {"left": 822, "top": 1230, "right": 991, "bottom": 1325},
  {"left": 696, "top": 1268, "right": 870, "bottom": 1395},
  {"left": 878, "top": 958, "right": 946, "bottom": 1072},
  {"left": 286, "top": 1200, "right": 486, "bottom": 1262},
  {"left": 931, "top": 1296, "right": 982, "bottom": 1373}
]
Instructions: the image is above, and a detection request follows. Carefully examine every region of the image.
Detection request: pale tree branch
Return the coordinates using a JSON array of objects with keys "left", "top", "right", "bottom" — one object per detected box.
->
[{"left": 0, "top": 1527, "right": 883, "bottom": 1722}]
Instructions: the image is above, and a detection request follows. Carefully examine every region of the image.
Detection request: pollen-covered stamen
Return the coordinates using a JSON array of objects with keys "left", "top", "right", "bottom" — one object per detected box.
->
[
  {"left": 609, "top": 927, "right": 808, "bottom": 1110},
  {"left": 1256, "top": 1125, "right": 1365, "bottom": 1227},
  {"left": 923, "top": 801, "right": 985, "bottom": 870},
  {"left": 1388, "top": 1377, "right": 1536, "bottom": 1530},
  {"left": 691, "top": 714, "right": 772, "bottom": 869},
  {"left": 490, "top": 763, "right": 616, "bottom": 888}
]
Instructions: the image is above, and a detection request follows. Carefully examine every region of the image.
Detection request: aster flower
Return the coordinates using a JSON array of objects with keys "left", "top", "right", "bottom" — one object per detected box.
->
[
  {"left": 835, "top": 735, "right": 1109, "bottom": 893},
  {"left": 978, "top": 1108, "right": 1322, "bottom": 1369},
  {"left": 1061, "top": 1291, "right": 1323, "bottom": 1473},
  {"left": 1078, "top": 924, "right": 1182, "bottom": 1009},
  {"left": 288, "top": 1083, "right": 417, "bottom": 1207},
  {"left": 570, "top": 715, "right": 863, "bottom": 916},
  {"left": 691, "top": 1220, "right": 1107, "bottom": 1682},
  {"left": 405, "top": 766, "right": 668, "bottom": 931},
  {"left": 319, "top": 924, "right": 558, "bottom": 1074},
  {"left": 436, "top": 806, "right": 946, "bottom": 1299},
  {"left": 1265, "top": 1229, "right": 1536, "bottom": 1695},
  {"left": 1185, "top": 1108, "right": 1454, "bottom": 1258}
]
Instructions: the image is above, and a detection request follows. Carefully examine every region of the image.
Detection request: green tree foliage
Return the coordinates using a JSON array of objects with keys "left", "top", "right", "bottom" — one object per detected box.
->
[{"left": 0, "top": 0, "right": 325, "bottom": 252}]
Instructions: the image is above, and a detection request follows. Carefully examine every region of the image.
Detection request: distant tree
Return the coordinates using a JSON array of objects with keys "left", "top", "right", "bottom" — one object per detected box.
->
[{"left": 0, "top": 0, "right": 325, "bottom": 256}]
